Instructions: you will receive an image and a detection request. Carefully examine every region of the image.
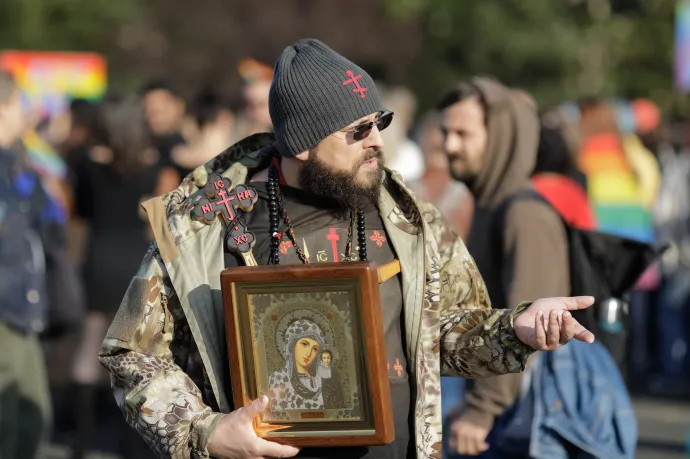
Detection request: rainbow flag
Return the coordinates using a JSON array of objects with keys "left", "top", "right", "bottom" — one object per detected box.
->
[
  {"left": 0, "top": 51, "right": 107, "bottom": 199},
  {"left": 0, "top": 50, "right": 107, "bottom": 118},
  {"left": 21, "top": 129, "right": 67, "bottom": 179},
  {"left": 578, "top": 133, "right": 654, "bottom": 243}
]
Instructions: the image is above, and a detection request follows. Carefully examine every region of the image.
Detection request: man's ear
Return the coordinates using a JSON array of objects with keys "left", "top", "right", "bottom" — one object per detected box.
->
[{"left": 294, "top": 150, "right": 309, "bottom": 161}]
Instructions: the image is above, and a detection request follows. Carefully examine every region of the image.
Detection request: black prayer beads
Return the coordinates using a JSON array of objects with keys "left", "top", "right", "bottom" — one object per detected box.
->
[
  {"left": 357, "top": 210, "right": 367, "bottom": 261},
  {"left": 267, "top": 164, "right": 281, "bottom": 265}
]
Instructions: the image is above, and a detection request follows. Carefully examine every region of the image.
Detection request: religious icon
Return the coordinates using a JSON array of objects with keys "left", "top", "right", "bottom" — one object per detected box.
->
[
  {"left": 221, "top": 261, "right": 394, "bottom": 447},
  {"left": 256, "top": 297, "right": 359, "bottom": 421},
  {"left": 267, "top": 319, "right": 328, "bottom": 411}
]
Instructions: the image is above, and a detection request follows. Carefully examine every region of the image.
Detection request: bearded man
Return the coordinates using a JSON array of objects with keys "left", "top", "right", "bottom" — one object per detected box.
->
[{"left": 99, "top": 39, "right": 595, "bottom": 459}]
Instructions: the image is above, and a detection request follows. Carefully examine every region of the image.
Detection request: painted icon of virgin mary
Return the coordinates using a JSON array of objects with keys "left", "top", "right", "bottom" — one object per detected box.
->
[{"left": 268, "top": 319, "right": 325, "bottom": 411}]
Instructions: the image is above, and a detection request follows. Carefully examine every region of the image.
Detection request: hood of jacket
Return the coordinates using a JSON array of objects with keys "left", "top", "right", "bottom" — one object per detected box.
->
[{"left": 468, "top": 77, "right": 540, "bottom": 209}]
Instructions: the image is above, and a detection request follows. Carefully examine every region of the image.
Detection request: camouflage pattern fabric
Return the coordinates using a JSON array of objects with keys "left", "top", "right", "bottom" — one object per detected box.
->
[{"left": 99, "top": 246, "right": 224, "bottom": 458}]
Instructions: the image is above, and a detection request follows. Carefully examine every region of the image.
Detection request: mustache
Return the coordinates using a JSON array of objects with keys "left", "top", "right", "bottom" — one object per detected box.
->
[{"left": 357, "top": 148, "right": 383, "bottom": 166}]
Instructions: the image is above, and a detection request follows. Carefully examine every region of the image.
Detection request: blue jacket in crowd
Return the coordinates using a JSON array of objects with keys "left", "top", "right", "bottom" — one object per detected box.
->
[
  {"left": 0, "top": 147, "right": 66, "bottom": 334},
  {"left": 488, "top": 339, "right": 637, "bottom": 459}
]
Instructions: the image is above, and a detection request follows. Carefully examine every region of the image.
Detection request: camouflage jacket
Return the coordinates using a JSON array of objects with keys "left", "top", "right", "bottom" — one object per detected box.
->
[{"left": 98, "top": 133, "right": 535, "bottom": 459}]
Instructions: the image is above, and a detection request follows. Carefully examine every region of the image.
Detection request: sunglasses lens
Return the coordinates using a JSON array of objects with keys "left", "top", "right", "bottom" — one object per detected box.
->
[
  {"left": 354, "top": 126, "right": 373, "bottom": 141},
  {"left": 351, "top": 112, "right": 394, "bottom": 141},
  {"left": 378, "top": 112, "right": 394, "bottom": 132}
]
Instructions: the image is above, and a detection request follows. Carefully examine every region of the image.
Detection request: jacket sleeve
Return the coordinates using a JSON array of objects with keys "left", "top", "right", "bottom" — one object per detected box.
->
[
  {"left": 461, "top": 199, "right": 570, "bottom": 429},
  {"left": 98, "top": 243, "right": 225, "bottom": 458},
  {"left": 419, "top": 202, "right": 536, "bottom": 379}
]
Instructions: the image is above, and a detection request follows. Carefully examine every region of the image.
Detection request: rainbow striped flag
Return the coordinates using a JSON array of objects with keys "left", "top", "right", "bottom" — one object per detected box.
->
[
  {"left": 0, "top": 50, "right": 107, "bottom": 118},
  {"left": 0, "top": 50, "right": 108, "bottom": 199},
  {"left": 22, "top": 129, "right": 67, "bottom": 180},
  {"left": 578, "top": 133, "right": 655, "bottom": 244}
]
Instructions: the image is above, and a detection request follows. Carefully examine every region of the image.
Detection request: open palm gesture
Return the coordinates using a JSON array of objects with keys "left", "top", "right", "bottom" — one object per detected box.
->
[{"left": 514, "top": 296, "right": 596, "bottom": 350}]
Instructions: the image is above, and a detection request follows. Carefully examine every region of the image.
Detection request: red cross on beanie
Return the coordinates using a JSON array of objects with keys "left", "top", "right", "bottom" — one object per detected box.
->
[{"left": 268, "top": 38, "right": 387, "bottom": 157}]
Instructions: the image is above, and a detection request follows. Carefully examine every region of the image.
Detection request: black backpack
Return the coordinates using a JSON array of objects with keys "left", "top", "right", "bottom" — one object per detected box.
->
[{"left": 491, "top": 189, "right": 663, "bottom": 365}]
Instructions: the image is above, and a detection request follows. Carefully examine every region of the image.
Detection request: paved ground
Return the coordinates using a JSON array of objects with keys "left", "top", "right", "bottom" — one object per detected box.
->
[
  {"left": 38, "top": 396, "right": 690, "bottom": 459},
  {"left": 635, "top": 397, "right": 690, "bottom": 459}
]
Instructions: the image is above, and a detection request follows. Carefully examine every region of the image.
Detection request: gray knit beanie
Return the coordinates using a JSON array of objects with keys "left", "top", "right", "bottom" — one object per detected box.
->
[{"left": 269, "top": 38, "right": 386, "bottom": 157}]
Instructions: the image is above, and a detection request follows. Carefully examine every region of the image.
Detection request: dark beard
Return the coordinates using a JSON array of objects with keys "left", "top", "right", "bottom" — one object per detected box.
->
[
  {"left": 450, "top": 169, "right": 477, "bottom": 191},
  {"left": 297, "top": 147, "right": 384, "bottom": 210}
]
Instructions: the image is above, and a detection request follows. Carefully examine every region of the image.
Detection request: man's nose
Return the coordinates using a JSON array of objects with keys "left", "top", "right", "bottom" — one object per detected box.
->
[
  {"left": 363, "top": 124, "right": 384, "bottom": 149},
  {"left": 444, "top": 132, "right": 462, "bottom": 155}
]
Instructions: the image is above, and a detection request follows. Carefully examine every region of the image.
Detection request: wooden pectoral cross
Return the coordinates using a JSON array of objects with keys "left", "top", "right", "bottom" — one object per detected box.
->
[{"left": 191, "top": 173, "right": 259, "bottom": 266}]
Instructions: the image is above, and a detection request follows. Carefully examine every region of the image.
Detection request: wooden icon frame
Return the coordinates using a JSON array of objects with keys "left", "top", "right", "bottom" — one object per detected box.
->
[{"left": 221, "top": 261, "right": 393, "bottom": 447}]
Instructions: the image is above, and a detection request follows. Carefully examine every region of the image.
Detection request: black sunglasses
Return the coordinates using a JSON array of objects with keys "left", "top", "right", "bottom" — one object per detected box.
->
[{"left": 349, "top": 110, "right": 394, "bottom": 141}]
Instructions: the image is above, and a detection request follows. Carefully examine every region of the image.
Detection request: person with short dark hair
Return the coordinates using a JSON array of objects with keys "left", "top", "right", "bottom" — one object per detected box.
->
[
  {"left": 532, "top": 124, "right": 596, "bottom": 231},
  {"left": 140, "top": 78, "right": 186, "bottom": 138},
  {"left": 141, "top": 77, "right": 188, "bottom": 169}
]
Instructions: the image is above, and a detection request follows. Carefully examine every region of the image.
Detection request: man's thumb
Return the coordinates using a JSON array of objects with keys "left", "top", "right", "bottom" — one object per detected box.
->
[{"left": 241, "top": 395, "right": 268, "bottom": 420}]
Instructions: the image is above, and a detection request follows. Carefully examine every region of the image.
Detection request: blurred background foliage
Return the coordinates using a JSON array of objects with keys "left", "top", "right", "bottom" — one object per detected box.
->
[{"left": 0, "top": 0, "right": 679, "bottom": 114}]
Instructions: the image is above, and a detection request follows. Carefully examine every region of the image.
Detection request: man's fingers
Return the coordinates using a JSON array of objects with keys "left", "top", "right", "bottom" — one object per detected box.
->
[
  {"left": 547, "top": 310, "right": 560, "bottom": 348},
  {"left": 449, "top": 422, "right": 461, "bottom": 452},
  {"left": 559, "top": 312, "right": 595, "bottom": 344},
  {"left": 563, "top": 296, "right": 595, "bottom": 310},
  {"left": 449, "top": 433, "right": 458, "bottom": 451},
  {"left": 560, "top": 311, "right": 575, "bottom": 344},
  {"left": 574, "top": 323, "right": 596, "bottom": 344},
  {"left": 477, "top": 438, "right": 490, "bottom": 453},
  {"left": 457, "top": 431, "right": 469, "bottom": 454},
  {"left": 464, "top": 434, "right": 479, "bottom": 455},
  {"left": 449, "top": 422, "right": 489, "bottom": 455},
  {"left": 470, "top": 435, "right": 488, "bottom": 455},
  {"left": 240, "top": 395, "right": 268, "bottom": 421},
  {"left": 255, "top": 438, "right": 300, "bottom": 458},
  {"left": 534, "top": 311, "right": 546, "bottom": 349},
  {"left": 462, "top": 431, "right": 489, "bottom": 455}
]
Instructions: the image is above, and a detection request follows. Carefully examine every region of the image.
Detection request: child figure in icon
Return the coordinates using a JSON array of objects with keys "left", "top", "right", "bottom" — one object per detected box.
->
[
  {"left": 268, "top": 319, "right": 325, "bottom": 410},
  {"left": 317, "top": 350, "right": 345, "bottom": 409}
]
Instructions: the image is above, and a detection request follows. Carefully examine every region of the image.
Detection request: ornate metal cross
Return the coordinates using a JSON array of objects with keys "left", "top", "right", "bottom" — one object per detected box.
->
[{"left": 191, "top": 173, "right": 259, "bottom": 266}]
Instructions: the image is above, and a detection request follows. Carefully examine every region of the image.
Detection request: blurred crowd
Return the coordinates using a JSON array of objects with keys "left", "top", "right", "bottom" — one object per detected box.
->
[{"left": 0, "top": 53, "right": 688, "bottom": 459}]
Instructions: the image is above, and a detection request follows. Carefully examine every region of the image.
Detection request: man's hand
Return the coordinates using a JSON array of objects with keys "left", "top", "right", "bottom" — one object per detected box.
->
[
  {"left": 514, "top": 296, "right": 596, "bottom": 350},
  {"left": 207, "top": 395, "right": 300, "bottom": 459},
  {"left": 448, "top": 418, "right": 490, "bottom": 456}
]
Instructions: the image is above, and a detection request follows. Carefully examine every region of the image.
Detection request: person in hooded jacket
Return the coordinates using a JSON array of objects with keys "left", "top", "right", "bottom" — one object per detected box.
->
[{"left": 440, "top": 78, "right": 570, "bottom": 458}]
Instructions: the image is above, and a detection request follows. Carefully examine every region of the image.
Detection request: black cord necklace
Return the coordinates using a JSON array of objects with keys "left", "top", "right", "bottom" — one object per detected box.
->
[{"left": 267, "top": 160, "right": 367, "bottom": 265}]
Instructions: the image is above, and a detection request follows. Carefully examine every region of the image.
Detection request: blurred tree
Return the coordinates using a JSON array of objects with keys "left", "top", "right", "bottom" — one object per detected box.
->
[
  {"left": 385, "top": 0, "right": 676, "bottom": 112},
  {"left": 135, "top": 0, "right": 423, "bottom": 102},
  {"left": 0, "top": 0, "right": 678, "bottom": 117},
  {"left": 0, "top": 0, "right": 139, "bottom": 54},
  {"left": 0, "top": 0, "right": 141, "bottom": 92}
]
